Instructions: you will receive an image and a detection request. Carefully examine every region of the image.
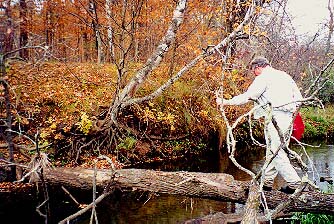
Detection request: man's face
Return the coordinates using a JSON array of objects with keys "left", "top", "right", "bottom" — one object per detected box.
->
[{"left": 252, "top": 66, "right": 262, "bottom": 76}]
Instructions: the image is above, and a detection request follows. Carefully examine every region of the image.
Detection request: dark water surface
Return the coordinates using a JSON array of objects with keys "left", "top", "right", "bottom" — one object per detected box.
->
[{"left": 1, "top": 142, "right": 333, "bottom": 224}]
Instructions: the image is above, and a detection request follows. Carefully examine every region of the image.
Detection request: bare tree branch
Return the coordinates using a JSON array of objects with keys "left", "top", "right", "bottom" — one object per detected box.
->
[{"left": 121, "top": 1, "right": 261, "bottom": 108}]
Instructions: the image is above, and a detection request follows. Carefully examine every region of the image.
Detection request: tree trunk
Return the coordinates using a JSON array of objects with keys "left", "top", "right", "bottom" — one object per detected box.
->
[
  {"left": 90, "top": 0, "right": 103, "bottom": 63},
  {"left": 105, "top": 0, "right": 115, "bottom": 62},
  {"left": 0, "top": 56, "right": 15, "bottom": 181},
  {"left": 241, "top": 182, "right": 260, "bottom": 224},
  {"left": 326, "top": 0, "right": 334, "bottom": 54},
  {"left": 19, "top": 0, "right": 28, "bottom": 59},
  {"left": 107, "top": 0, "right": 187, "bottom": 122},
  {"left": 3, "top": 1, "right": 13, "bottom": 53},
  {"left": 45, "top": 1, "right": 54, "bottom": 49},
  {"left": 42, "top": 167, "right": 334, "bottom": 214}
]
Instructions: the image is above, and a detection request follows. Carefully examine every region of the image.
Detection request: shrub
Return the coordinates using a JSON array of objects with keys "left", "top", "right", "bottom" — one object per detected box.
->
[{"left": 301, "top": 106, "right": 334, "bottom": 140}]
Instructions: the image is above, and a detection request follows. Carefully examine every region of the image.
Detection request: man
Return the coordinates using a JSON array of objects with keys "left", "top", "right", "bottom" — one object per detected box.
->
[{"left": 216, "top": 56, "right": 303, "bottom": 194}]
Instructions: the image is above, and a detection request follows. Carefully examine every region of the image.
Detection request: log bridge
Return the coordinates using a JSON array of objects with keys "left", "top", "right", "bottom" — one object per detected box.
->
[{"left": 43, "top": 167, "right": 334, "bottom": 215}]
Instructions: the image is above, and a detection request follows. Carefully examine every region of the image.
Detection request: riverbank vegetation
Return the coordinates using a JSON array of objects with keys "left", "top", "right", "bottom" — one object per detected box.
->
[
  {"left": 301, "top": 105, "right": 334, "bottom": 141},
  {"left": 4, "top": 61, "right": 253, "bottom": 167},
  {"left": 3, "top": 61, "right": 334, "bottom": 168}
]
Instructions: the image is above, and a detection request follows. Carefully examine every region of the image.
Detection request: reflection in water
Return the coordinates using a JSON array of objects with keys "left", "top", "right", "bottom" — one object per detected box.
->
[
  {"left": 87, "top": 143, "right": 333, "bottom": 223},
  {"left": 1, "top": 143, "right": 333, "bottom": 223},
  {"left": 84, "top": 193, "right": 238, "bottom": 224},
  {"left": 219, "top": 143, "right": 334, "bottom": 192},
  {"left": 298, "top": 144, "right": 334, "bottom": 192},
  {"left": 218, "top": 147, "right": 266, "bottom": 181}
]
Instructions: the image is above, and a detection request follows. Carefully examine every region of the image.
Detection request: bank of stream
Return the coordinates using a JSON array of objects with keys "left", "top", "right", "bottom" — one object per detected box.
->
[{"left": 1, "top": 141, "right": 333, "bottom": 224}]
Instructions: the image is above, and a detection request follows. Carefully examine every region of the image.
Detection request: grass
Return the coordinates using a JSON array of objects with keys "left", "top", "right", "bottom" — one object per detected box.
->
[
  {"left": 301, "top": 105, "right": 334, "bottom": 121},
  {"left": 291, "top": 184, "right": 334, "bottom": 224},
  {"left": 300, "top": 105, "right": 334, "bottom": 140},
  {"left": 291, "top": 212, "right": 334, "bottom": 224}
]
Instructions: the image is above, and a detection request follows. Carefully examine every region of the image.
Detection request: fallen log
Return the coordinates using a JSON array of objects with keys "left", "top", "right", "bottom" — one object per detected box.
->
[{"left": 43, "top": 167, "right": 334, "bottom": 214}]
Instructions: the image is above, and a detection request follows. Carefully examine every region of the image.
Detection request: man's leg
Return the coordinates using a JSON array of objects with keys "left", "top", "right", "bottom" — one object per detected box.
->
[
  {"left": 273, "top": 150, "right": 301, "bottom": 188},
  {"left": 265, "top": 112, "right": 301, "bottom": 189},
  {"left": 263, "top": 160, "right": 278, "bottom": 189},
  {"left": 263, "top": 136, "right": 278, "bottom": 188},
  {"left": 263, "top": 119, "right": 278, "bottom": 189}
]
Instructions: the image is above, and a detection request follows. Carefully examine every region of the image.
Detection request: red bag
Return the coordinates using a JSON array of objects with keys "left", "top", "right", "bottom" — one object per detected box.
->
[{"left": 291, "top": 112, "right": 305, "bottom": 141}]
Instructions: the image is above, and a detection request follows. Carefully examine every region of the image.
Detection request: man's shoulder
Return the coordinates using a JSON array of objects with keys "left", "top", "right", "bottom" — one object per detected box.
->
[
  {"left": 269, "top": 68, "right": 294, "bottom": 80},
  {"left": 270, "top": 67, "right": 288, "bottom": 75}
]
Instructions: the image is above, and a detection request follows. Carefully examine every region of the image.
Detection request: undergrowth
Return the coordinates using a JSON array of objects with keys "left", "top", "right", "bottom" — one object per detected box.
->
[
  {"left": 6, "top": 62, "right": 334, "bottom": 164},
  {"left": 6, "top": 62, "right": 252, "bottom": 164},
  {"left": 301, "top": 105, "right": 334, "bottom": 141}
]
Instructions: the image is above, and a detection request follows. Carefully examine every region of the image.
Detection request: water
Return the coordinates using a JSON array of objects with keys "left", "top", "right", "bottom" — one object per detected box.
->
[
  {"left": 299, "top": 143, "right": 334, "bottom": 191},
  {"left": 73, "top": 142, "right": 334, "bottom": 224},
  {"left": 1, "top": 142, "right": 333, "bottom": 223}
]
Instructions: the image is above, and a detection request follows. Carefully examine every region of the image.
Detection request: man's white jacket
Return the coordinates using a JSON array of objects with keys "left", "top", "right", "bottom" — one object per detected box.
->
[{"left": 224, "top": 66, "right": 303, "bottom": 118}]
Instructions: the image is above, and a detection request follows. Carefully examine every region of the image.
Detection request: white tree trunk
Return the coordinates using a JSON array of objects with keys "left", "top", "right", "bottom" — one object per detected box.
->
[{"left": 105, "top": 0, "right": 115, "bottom": 61}]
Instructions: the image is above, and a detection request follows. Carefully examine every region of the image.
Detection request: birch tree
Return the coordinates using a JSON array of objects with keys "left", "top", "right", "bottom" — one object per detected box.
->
[
  {"left": 326, "top": 0, "right": 334, "bottom": 54},
  {"left": 92, "top": 0, "right": 266, "bottom": 132}
]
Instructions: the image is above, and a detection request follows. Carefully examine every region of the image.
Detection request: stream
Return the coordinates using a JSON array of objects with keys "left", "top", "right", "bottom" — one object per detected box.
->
[{"left": 1, "top": 142, "right": 333, "bottom": 224}]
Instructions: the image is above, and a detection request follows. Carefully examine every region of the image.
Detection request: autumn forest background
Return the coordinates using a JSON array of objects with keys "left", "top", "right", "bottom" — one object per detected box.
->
[{"left": 1, "top": 0, "right": 334, "bottom": 177}]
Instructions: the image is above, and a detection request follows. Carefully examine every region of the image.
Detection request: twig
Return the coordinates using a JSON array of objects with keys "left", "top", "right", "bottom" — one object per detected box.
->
[
  {"left": 61, "top": 186, "right": 81, "bottom": 207},
  {"left": 36, "top": 199, "right": 48, "bottom": 219},
  {"left": 59, "top": 155, "right": 119, "bottom": 224},
  {"left": 0, "top": 159, "right": 29, "bottom": 168},
  {"left": 304, "top": 56, "right": 334, "bottom": 97},
  {"left": 248, "top": 115, "right": 266, "bottom": 148},
  {"left": 291, "top": 137, "right": 321, "bottom": 186},
  {"left": 90, "top": 161, "right": 99, "bottom": 224},
  {"left": 224, "top": 104, "right": 266, "bottom": 178},
  {"left": 58, "top": 191, "right": 113, "bottom": 224},
  {"left": 76, "top": 138, "right": 97, "bottom": 164}
]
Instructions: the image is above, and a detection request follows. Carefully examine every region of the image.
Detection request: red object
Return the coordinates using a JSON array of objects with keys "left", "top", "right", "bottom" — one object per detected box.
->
[{"left": 291, "top": 112, "right": 305, "bottom": 141}]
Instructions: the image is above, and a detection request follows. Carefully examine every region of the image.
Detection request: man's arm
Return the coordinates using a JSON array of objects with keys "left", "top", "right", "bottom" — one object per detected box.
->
[{"left": 216, "top": 76, "right": 267, "bottom": 106}]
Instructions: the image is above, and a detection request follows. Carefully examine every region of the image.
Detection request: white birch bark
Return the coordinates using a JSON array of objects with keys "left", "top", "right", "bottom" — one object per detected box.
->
[
  {"left": 109, "top": 0, "right": 188, "bottom": 121},
  {"left": 326, "top": 0, "right": 334, "bottom": 55},
  {"left": 105, "top": 0, "right": 115, "bottom": 61},
  {"left": 122, "top": 0, "right": 258, "bottom": 108}
]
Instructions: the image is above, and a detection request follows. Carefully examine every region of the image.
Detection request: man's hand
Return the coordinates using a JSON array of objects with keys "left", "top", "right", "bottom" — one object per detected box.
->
[
  {"left": 217, "top": 97, "right": 230, "bottom": 106},
  {"left": 216, "top": 97, "right": 223, "bottom": 106},
  {"left": 216, "top": 97, "right": 231, "bottom": 107}
]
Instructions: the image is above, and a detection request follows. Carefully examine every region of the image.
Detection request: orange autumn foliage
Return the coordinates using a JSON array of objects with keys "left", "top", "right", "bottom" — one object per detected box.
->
[{"left": 7, "top": 61, "right": 253, "bottom": 146}]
